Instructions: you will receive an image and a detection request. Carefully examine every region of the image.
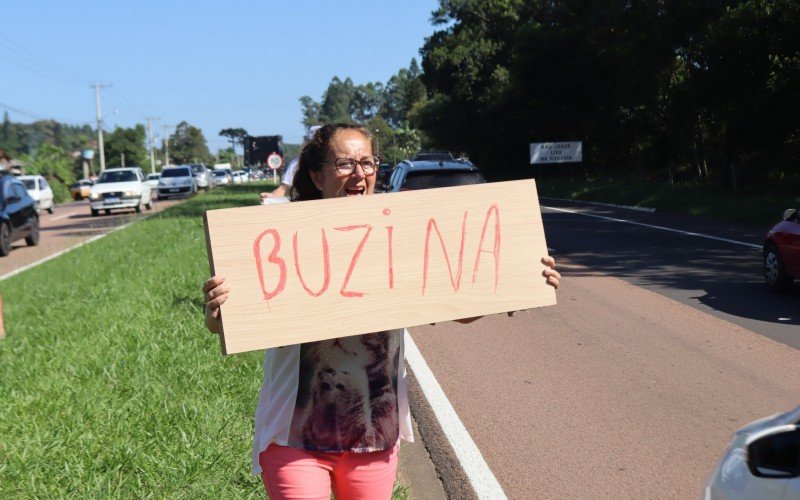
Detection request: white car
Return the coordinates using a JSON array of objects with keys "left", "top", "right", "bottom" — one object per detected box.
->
[
  {"left": 212, "top": 168, "right": 232, "bottom": 185},
  {"left": 703, "top": 404, "right": 800, "bottom": 499},
  {"left": 157, "top": 166, "right": 197, "bottom": 199},
  {"left": 18, "top": 175, "right": 54, "bottom": 214},
  {"left": 146, "top": 173, "right": 161, "bottom": 190},
  {"left": 88, "top": 167, "right": 153, "bottom": 216}
]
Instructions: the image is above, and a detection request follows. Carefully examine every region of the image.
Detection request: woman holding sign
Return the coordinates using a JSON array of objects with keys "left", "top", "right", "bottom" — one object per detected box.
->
[{"left": 204, "top": 123, "right": 560, "bottom": 500}]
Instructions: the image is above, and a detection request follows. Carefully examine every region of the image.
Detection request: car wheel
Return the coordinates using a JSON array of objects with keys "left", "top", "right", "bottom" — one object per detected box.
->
[
  {"left": 47, "top": 204, "right": 54, "bottom": 214},
  {"left": 145, "top": 201, "right": 152, "bottom": 210},
  {"left": 0, "top": 223, "right": 11, "bottom": 256},
  {"left": 135, "top": 203, "right": 141, "bottom": 213},
  {"left": 104, "top": 209, "right": 111, "bottom": 215},
  {"left": 91, "top": 209, "right": 98, "bottom": 217},
  {"left": 764, "top": 245, "right": 793, "bottom": 292},
  {"left": 25, "top": 216, "right": 39, "bottom": 246}
]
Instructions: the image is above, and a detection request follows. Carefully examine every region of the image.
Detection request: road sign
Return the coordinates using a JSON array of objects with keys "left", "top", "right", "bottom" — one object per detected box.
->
[
  {"left": 530, "top": 141, "right": 582, "bottom": 164},
  {"left": 267, "top": 153, "right": 282, "bottom": 170}
]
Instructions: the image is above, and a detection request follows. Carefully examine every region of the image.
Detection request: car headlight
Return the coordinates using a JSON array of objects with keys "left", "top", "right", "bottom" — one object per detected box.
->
[
  {"left": 89, "top": 192, "right": 101, "bottom": 200},
  {"left": 123, "top": 190, "right": 139, "bottom": 198}
]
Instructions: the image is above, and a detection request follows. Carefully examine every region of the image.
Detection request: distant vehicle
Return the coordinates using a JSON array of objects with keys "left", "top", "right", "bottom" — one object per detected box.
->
[
  {"left": 88, "top": 167, "right": 153, "bottom": 216},
  {"left": 386, "top": 157, "right": 486, "bottom": 192},
  {"left": 188, "top": 164, "right": 213, "bottom": 190},
  {"left": 212, "top": 168, "right": 233, "bottom": 185},
  {"left": 412, "top": 151, "right": 454, "bottom": 162},
  {"left": 0, "top": 175, "right": 39, "bottom": 255},
  {"left": 763, "top": 208, "right": 800, "bottom": 292},
  {"left": 18, "top": 175, "right": 54, "bottom": 214},
  {"left": 158, "top": 166, "right": 197, "bottom": 199},
  {"left": 231, "top": 171, "right": 244, "bottom": 184},
  {"left": 703, "top": 403, "right": 800, "bottom": 498},
  {"left": 146, "top": 173, "right": 161, "bottom": 190},
  {"left": 376, "top": 163, "right": 393, "bottom": 192},
  {"left": 70, "top": 179, "right": 94, "bottom": 200}
]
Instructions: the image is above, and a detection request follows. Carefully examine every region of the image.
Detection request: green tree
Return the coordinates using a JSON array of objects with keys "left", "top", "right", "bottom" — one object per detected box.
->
[
  {"left": 219, "top": 127, "right": 248, "bottom": 154},
  {"left": 18, "top": 143, "right": 76, "bottom": 202},
  {"left": 104, "top": 124, "right": 148, "bottom": 168},
  {"left": 169, "top": 121, "right": 212, "bottom": 165}
]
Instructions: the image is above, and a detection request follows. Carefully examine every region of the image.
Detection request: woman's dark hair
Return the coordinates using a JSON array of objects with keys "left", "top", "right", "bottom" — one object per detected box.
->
[{"left": 290, "top": 123, "right": 375, "bottom": 202}]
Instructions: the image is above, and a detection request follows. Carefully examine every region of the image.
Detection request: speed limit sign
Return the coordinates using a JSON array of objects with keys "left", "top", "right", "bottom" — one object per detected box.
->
[{"left": 267, "top": 153, "right": 282, "bottom": 170}]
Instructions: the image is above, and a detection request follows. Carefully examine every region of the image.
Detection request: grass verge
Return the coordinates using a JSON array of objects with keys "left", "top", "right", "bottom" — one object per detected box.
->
[
  {"left": 536, "top": 176, "right": 800, "bottom": 228},
  {"left": 0, "top": 182, "right": 409, "bottom": 498}
]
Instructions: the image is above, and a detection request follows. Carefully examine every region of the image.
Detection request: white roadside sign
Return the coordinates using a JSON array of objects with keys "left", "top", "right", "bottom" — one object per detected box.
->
[{"left": 530, "top": 141, "right": 583, "bottom": 164}]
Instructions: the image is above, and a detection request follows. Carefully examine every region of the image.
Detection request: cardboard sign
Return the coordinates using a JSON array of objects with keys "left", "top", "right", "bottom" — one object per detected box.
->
[{"left": 203, "top": 180, "right": 556, "bottom": 354}]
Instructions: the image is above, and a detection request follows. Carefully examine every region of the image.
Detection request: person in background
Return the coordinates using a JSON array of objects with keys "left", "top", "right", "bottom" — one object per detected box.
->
[
  {"left": 204, "top": 123, "right": 561, "bottom": 499},
  {"left": 259, "top": 157, "right": 298, "bottom": 203}
]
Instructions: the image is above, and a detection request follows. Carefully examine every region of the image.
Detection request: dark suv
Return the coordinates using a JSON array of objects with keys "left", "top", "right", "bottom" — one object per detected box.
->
[
  {"left": 0, "top": 174, "right": 39, "bottom": 256},
  {"left": 386, "top": 157, "right": 486, "bottom": 192}
]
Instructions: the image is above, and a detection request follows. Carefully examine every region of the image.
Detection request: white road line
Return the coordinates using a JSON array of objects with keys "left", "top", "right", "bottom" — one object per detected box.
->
[
  {"left": 0, "top": 220, "right": 136, "bottom": 282},
  {"left": 540, "top": 196, "right": 657, "bottom": 213},
  {"left": 49, "top": 213, "right": 74, "bottom": 221},
  {"left": 404, "top": 329, "right": 508, "bottom": 500},
  {"left": 542, "top": 205, "right": 762, "bottom": 249}
]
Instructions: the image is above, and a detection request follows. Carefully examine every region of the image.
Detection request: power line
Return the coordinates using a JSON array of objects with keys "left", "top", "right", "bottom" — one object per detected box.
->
[{"left": 0, "top": 33, "right": 90, "bottom": 83}]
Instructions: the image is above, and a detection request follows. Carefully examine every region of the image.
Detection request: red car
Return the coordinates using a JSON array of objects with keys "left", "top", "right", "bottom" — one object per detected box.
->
[{"left": 764, "top": 208, "right": 800, "bottom": 291}]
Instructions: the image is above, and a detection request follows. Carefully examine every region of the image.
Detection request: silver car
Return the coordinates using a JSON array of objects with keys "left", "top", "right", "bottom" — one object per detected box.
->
[
  {"left": 189, "top": 163, "right": 214, "bottom": 190},
  {"left": 703, "top": 404, "right": 800, "bottom": 499},
  {"left": 157, "top": 166, "right": 197, "bottom": 199}
]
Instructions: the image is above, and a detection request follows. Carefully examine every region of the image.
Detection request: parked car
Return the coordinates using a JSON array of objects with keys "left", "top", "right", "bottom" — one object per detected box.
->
[
  {"left": 0, "top": 174, "right": 39, "bottom": 255},
  {"left": 18, "top": 175, "right": 54, "bottom": 214},
  {"left": 231, "top": 170, "right": 244, "bottom": 184},
  {"left": 703, "top": 403, "right": 800, "bottom": 499},
  {"left": 146, "top": 173, "right": 161, "bottom": 191},
  {"left": 188, "top": 163, "right": 214, "bottom": 190},
  {"left": 386, "top": 157, "right": 487, "bottom": 192},
  {"left": 763, "top": 208, "right": 800, "bottom": 292},
  {"left": 375, "top": 163, "right": 393, "bottom": 192},
  {"left": 88, "top": 167, "right": 153, "bottom": 216},
  {"left": 212, "top": 168, "right": 233, "bottom": 185},
  {"left": 69, "top": 179, "right": 94, "bottom": 200},
  {"left": 158, "top": 166, "right": 197, "bottom": 199}
]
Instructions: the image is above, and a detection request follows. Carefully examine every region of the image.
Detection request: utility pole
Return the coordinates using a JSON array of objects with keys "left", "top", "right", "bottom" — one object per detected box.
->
[
  {"left": 121, "top": 152, "right": 125, "bottom": 167},
  {"left": 91, "top": 83, "right": 111, "bottom": 172},
  {"left": 146, "top": 116, "right": 159, "bottom": 174},
  {"left": 162, "top": 124, "right": 173, "bottom": 167}
]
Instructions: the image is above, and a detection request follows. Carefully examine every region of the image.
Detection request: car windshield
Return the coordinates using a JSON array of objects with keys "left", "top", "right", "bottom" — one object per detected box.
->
[
  {"left": 190, "top": 165, "right": 204, "bottom": 174},
  {"left": 401, "top": 171, "right": 486, "bottom": 190},
  {"left": 98, "top": 170, "right": 137, "bottom": 183},
  {"left": 161, "top": 168, "right": 191, "bottom": 178},
  {"left": 213, "top": 170, "right": 226, "bottom": 176},
  {"left": 147, "top": 174, "right": 160, "bottom": 180},
  {"left": 21, "top": 179, "right": 36, "bottom": 190}
]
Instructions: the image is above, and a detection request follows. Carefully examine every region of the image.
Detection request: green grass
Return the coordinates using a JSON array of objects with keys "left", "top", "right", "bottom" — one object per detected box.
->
[
  {"left": 0, "top": 182, "right": 409, "bottom": 498},
  {"left": 537, "top": 176, "right": 800, "bottom": 228}
]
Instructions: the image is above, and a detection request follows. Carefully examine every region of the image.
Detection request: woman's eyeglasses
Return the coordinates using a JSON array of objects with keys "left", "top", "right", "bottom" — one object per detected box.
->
[{"left": 320, "top": 156, "right": 380, "bottom": 175}]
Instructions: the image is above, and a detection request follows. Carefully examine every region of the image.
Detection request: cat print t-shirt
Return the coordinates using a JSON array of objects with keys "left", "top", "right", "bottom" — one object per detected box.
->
[{"left": 251, "top": 329, "right": 413, "bottom": 474}]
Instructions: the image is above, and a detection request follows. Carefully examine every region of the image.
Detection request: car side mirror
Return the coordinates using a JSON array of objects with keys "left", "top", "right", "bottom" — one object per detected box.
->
[
  {"left": 782, "top": 208, "right": 798, "bottom": 221},
  {"left": 746, "top": 426, "right": 800, "bottom": 478}
]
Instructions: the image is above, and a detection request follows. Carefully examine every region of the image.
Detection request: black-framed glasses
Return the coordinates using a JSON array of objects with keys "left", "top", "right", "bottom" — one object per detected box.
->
[{"left": 320, "top": 156, "right": 380, "bottom": 175}]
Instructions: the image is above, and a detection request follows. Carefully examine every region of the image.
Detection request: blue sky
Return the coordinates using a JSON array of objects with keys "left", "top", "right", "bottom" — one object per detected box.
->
[{"left": 1, "top": 0, "right": 441, "bottom": 150}]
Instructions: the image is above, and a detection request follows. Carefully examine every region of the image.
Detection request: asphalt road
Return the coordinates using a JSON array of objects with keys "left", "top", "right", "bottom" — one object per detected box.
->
[
  {"left": 408, "top": 198, "right": 799, "bottom": 499},
  {"left": 0, "top": 197, "right": 180, "bottom": 277}
]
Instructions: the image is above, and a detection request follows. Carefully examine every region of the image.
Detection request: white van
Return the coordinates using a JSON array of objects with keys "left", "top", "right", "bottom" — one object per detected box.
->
[{"left": 18, "top": 175, "right": 55, "bottom": 214}]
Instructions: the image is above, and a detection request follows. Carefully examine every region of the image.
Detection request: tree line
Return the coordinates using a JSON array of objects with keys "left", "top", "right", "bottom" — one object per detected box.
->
[{"left": 412, "top": 0, "right": 800, "bottom": 189}]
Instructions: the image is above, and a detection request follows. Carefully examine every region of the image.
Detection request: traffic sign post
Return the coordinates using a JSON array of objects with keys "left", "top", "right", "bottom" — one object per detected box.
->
[{"left": 267, "top": 153, "right": 282, "bottom": 183}]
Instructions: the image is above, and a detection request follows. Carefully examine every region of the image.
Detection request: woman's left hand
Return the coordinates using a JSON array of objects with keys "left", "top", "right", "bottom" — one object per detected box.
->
[{"left": 542, "top": 255, "right": 560, "bottom": 289}]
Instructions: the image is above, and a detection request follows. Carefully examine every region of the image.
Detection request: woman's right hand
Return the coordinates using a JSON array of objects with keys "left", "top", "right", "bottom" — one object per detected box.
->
[{"left": 203, "top": 275, "right": 230, "bottom": 334}]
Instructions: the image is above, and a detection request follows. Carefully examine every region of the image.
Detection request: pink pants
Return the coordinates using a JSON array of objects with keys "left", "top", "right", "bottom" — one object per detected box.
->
[{"left": 259, "top": 443, "right": 399, "bottom": 500}]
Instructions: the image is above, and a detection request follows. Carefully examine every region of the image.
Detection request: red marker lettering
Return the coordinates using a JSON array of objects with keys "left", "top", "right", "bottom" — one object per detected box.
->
[
  {"left": 334, "top": 224, "right": 373, "bottom": 298},
  {"left": 422, "top": 212, "right": 468, "bottom": 295},
  {"left": 253, "top": 229, "right": 287, "bottom": 301},
  {"left": 471, "top": 204, "right": 501, "bottom": 291},
  {"left": 292, "top": 229, "right": 331, "bottom": 297}
]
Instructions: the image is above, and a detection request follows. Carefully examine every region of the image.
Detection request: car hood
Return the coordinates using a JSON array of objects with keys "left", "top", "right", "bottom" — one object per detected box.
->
[
  {"left": 26, "top": 190, "right": 41, "bottom": 201},
  {"left": 91, "top": 181, "right": 142, "bottom": 193}
]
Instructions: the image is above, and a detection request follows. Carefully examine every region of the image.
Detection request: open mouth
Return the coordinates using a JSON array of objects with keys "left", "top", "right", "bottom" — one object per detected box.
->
[{"left": 344, "top": 187, "right": 365, "bottom": 196}]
